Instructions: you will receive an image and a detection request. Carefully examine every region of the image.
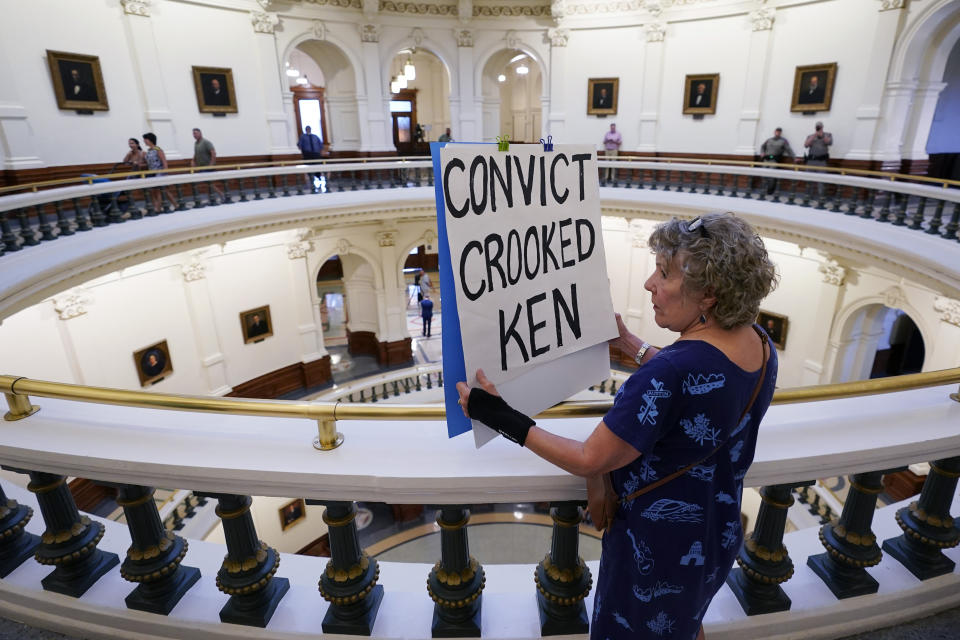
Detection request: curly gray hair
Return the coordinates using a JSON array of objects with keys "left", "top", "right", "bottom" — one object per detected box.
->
[{"left": 648, "top": 212, "right": 778, "bottom": 329}]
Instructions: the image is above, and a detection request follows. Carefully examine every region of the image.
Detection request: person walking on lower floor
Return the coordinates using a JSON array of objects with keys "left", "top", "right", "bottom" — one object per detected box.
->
[
  {"left": 759, "top": 127, "right": 795, "bottom": 196},
  {"left": 804, "top": 121, "right": 833, "bottom": 199},
  {"left": 420, "top": 294, "right": 434, "bottom": 337}
]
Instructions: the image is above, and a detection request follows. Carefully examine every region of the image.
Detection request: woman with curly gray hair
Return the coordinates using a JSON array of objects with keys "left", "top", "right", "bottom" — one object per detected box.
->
[{"left": 457, "top": 212, "right": 779, "bottom": 639}]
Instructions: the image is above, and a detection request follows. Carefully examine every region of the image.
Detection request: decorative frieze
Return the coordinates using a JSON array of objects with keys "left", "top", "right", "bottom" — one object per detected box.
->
[
  {"left": 302, "top": 0, "right": 362, "bottom": 6},
  {"left": 749, "top": 7, "right": 775, "bottom": 31},
  {"left": 458, "top": 0, "right": 473, "bottom": 21},
  {"left": 257, "top": 0, "right": 276, "bottom": 9},
  {"left": 121, "top": 0, "right": 151, "bottom": 16},
  {"left": 547, "top": 27, "right": 569, "bottom": 47},
  {"left": 818, "top": 259, "right": 846, "bottom": 286},
  {"left": 53, "top": 288, "right": 92, "bottom": 321},
  {"left": 550, "top": 0, "right": 568, "bottom": 21},
  {"left": 251, "top": 10, "right": 281, "bottom": 34},
  {"left": 879, "top": 0, "right": 905, "bottom": 11},
  {"left": 360, "top": 23, "right": 381, "bottom": 42},
  {"left": 645, "top": 21, "right": 666, "bottom": 42},
  {"left": 456, "top": 28, "right": 474, "bottom": 47},
  {"left": 643, "top": 0, "right": 663, "bottom": 17},
  {"left": 934, "top": 296, "right": 960, "bottom": 327},
  {"left": 475, "top": 4, "right": 550, "bottom": 16},
  {"left": 379, "top": 1, "right": 458, "bottom": 14}
]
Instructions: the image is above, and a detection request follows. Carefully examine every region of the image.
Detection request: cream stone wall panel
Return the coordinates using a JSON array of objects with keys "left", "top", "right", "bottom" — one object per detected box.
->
[
  {"left": 657, "top": 13, "right": 749, "bottom": 153},
  {"left": 340, "top": 254, "right": 382, "bottom": 335},
  {"left": 757, "top": 0, "right": 879, "bottom": 160},
  {"left": 2, "top": 0, "right": 151, "bottom": 166},
  {"left": 0, "top": 304, "right": 74, "bottom": 383},
  {"left": 244, "top": 496, "right": 329, "bottom": 554}
]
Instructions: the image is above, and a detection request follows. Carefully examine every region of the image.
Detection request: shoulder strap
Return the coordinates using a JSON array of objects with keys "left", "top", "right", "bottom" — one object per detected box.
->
[{"left": 619, "top": 326, "right": 769, "bottom": 505}]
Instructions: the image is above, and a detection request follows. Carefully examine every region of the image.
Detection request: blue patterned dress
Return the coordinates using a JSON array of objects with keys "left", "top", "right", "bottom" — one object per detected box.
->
[{"left": 591, "top": 332, "right": 777, "bottom": 639}]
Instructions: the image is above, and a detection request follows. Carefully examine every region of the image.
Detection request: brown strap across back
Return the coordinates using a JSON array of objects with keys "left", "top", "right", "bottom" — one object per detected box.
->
[{"left": 617, "top": 324, "right": 770, "bottom": 507}]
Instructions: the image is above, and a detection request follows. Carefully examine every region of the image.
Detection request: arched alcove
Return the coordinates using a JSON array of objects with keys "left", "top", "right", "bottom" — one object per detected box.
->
[
  {"left": 387, "top": 49, "right": 451, "bottom": 153},
  {"left": 832, "top": 303, "right": 926, "bottom": 382},
  {"left": 480, "top": 49, "right": 543, "bottom": 143},
  {"left": 927, "top": 36, "right": 960, "bottom": 180},
  {"left": 292, "top": 40, "right": 362, "bottom": 151}
]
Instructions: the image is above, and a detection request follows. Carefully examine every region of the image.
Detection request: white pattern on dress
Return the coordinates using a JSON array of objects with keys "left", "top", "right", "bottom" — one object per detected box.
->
[
  {"left": 688, "top": 464, "right": 716, "bottom": 482},
  {"left": 729, "top": 439, "right": 744, "bottom": 462},
  {"left": 721, "top": 520, "right": 740, "bottom": 549},
  {"left": 637, "top": 378, "right": 672, "bottom": 426},
  {"left": 613, "top": 611, "right": 634, "bottom": 631},
  {"left": 715, "top": 491, "right": 735, "bottom": 504},
  {"left": 626, "top": 528, "right": 655, "bottom": 575},
  {"left": 682, "top": 372, "right": 726, "bottom": 395},
  {"left": 646, "top": 611, "right": 676, "bottom": 635},
  {"left": 681, "top": 413, "right": 720, "bottom": 446},
  {"left": 642, "top": 499, "right": 704, "bottom": 524},
  {"left": 633, "top": 580, "right": 684, "bottom": 602}
]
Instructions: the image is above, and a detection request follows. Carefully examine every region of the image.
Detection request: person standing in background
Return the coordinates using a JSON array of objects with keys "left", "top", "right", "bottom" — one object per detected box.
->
[
  {"left": 804, "top": 121, "right": 833, "bottom": 198},
  {"left": 298, "top": 125, "right": 324, "bottom": 190},
  {"left": 438, "top": 128, "right": 454, "bottom": 143},
  {"left": 602, "top": 123, "right": 622, "bottom": 184},
  {"left": 759, "top": 127, "right": 795, "bottom": 196},
  {"left": 192, "top": 128, "right": 225, "bottom": 202},
  {"left": 420, "top": 294, "right": 434, "bottom": 338}
]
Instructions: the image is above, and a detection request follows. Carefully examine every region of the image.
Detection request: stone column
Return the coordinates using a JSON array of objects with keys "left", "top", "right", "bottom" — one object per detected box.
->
[
  {"left": 0, "top": 34, "right": 41, "bottom": 169},
  {"left": 802, "top": 257, "right": 847, "bottom": 385},
  {"left": 545, "top": 28, "right": 568, "bottom": 142},
  {"left": 180, "top": 253, "right": 231, "bottom": 396},
  {"left": 250, "top": 10, "right": 293, "bottom": 154},
  {"left": 926, "top": 297, "right": 960, "bottom": 371},
  {"left": 360, "top": 24, "right": 391, "bottom": 152},
  {"left": 288, "top": 236, "right": 331, "bottom": 386},
  {"left": 733, "top": 8, "right": 775, "bottom": 156},
  {"left": 376, "top": 230, "right": 408, "bottom": 344},
  {"left": 899, "top": 82, "right": 947, "bottom": 171},
  {"left": 120, "top": 0, "right": 180, "bottom": 159},
  {"left": 638, "top": 22, "right": 666, "bottom": 152},
  {"left": 456, "top": 29, "right": 479, "bottom": 142}
]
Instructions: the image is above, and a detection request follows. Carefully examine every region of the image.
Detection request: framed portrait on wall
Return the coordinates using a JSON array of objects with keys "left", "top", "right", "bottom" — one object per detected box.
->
[
  {"left": 587, "top": 78, "right": 619, "bottom": 116},
  {"left": 192, "top": 66, "right": 238, "bottom": 114},
  {"left": 240, "top": 305, "right": 273, "bottom": 344},
  {"left": 279, "top": 498, "right": 306, "bottom": 531},
  {"left": 46, "top": 50, "right": 109, "bottom": 111},
  {"left": 757, "top": 310, "right": 789, "bottom": 350},
  {"left": 791, "top": 63, "right": 837, "bottom": 113},
  {"left": 133, "top": 340, "right": 173, "bottom": 386},
  {"left": 682, "top": 74, "right": 719, "bottom": 115}
]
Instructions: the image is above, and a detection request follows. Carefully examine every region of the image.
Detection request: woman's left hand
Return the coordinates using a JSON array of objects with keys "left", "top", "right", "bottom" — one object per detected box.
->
[{"left": 455, "top": 368, "right": 499, "bottom": 418}]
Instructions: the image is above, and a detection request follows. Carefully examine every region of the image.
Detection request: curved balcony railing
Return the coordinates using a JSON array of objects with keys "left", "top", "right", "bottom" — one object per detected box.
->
[
  {"left": 0, "top": 370, "right": 959, "bottom": 637},
  {"left": 1, "top": 156, "right": 959, "bottom": 258}
]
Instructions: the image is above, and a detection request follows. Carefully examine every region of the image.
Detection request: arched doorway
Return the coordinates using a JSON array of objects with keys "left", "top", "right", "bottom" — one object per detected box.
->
[
  {"left": 927, "top": 36, "right": 960, "bottom": 180},
  {"left": 387, "top": 49, "right": 450, "bottom": 154},
  {"left": 832, "top": 304, "right": 926, "bottom": 382},
  {"left": 480, "top": 49, "right": 543, "bottom": 143},
  {"left": 316, "top": 255, "right": 347, "bottom": 347},
  {"left": 290, "top": 40, "right": 362, "bottom": 152}
]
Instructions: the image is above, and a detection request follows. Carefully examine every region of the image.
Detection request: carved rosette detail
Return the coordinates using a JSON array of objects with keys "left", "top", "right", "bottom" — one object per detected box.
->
[
  {"left": 287, "top": 240, "right": 313, "bottom": 260},
  {"left": 121, "top": 0, "right": 151, "bottom": 16},
  {"left": 505, "top": 30, "right": 521, "bottom": 48},
  {"left": 377, "top": 232, "right": 396, "bottom": 248},
  {"left": 933, "top": 297, "right": 960, "bottom": 327},
  {"left": 360, "top": 23, "right": 381, "bottom": 43},
  {"left": 645, "top": 21, "right": 666, "bottom": 42},
  {"left": 456, "top": 28, "right": 474, "bottom": 47},
  {"left": 250, "top": 11, "right": 280, "bottom": 34},
  {"left": 547, "top": 27, "right": 569, "bottom": 47},
  {"left": 879, "top": 0, "right": 905, "bottom": 11},
  {"left": 643, "top": 0, "right": 663, "bottom": 17},
  {"left": 749, "top": 7, "right": 775, "bottom": 31},
  {"left": 53, "top": 289, "right": 92, "bottom": 320},
  {"left": 337, "top": 238, "right": 352, "bottom": 255},
  {"left": 818, "top": 259, "right": 846, "bottom": 286}
]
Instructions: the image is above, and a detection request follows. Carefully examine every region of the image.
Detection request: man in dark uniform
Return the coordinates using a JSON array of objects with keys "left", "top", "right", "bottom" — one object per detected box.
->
[{"left": 420, "top": 294, "right": 434, "bottom": 338}]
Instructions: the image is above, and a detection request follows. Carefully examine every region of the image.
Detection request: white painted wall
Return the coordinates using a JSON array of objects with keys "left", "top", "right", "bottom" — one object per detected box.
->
[
  {"left": 203, "top": 496, "right": 328, "bottom": 554},
  {"left": 4, "top": 0, "right": 953, "bottom": 167}
]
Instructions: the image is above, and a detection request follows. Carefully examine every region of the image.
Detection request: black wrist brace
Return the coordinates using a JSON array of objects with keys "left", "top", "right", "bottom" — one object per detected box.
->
[{"left": 467, "top": 388, "right": 535, "bottom": 446}]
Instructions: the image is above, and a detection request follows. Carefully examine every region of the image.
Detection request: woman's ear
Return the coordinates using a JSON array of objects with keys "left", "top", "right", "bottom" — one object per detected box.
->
[{"left": 699, "top": 289, "right": 718, "bottom": 313}]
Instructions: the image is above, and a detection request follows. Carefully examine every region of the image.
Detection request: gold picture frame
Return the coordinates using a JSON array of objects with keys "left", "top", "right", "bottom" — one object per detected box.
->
[
  {"left": 192, "top": 65, "right": 238, "bottom": 114},
  {"left": 682, "top": 74, "right": 719, "bottom": 115},
  {"left": 587, "top": 78, "right": 618, "bottom": 116},
  {"left": 758, "top": 310, "right": 788, "bottom": 351},
  {"left": 46, "top": 50, "right": 109, "bottom": 111},
  {"left": 791, "top": 63, "right": 837, "bottom": 113},
  {"left": 133, "top": 340, "right": 173, "bottom": 386},
  {"left": 279, "top": 498, "right": 306, "bottom": 531},
  {"left": 240, "top": 305, "right": 273, "bottom": 344}
]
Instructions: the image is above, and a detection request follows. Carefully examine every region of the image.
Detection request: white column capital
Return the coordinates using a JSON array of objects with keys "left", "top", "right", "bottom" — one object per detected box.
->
[
  {"left": 52, "top": 288, "right": 92, "bottom": 321},
  {"left": 456, "top": 28, "right": 474, "bottom": 47},
  {"left": 376, "top": 231, "right": 397, "bottom": 247},
  {"left": 645, "top": 21, "right": 666, "bottom": 42},
  {"left": 250, "top": 11, "right": 280, "bottom": 34},
  {"left": 121, "top": 0, "right": 151, "bottom": 16},
  {"left": 288, "top": 240, "right": 313, "bottom": 260},
  {"left": 818, "top": 258, "right": 847, "bottom": 286},
  {"left": 749, "top": 7, "right": 775, "bottom": 31},
  {"left": 934, "top": 296, "right": 960, "bottom": 327},
  {"left": 360, "top": 23, "right": 381, "bottom": 43},
  {"left": 878, "top": 0, "right": 906, "bottom": 11},
  {"left": 182, "top": 257, "right": 207, "bottom": 282},
  {"left": 547, "top": 27, "right": 569, "bottom": 47}
]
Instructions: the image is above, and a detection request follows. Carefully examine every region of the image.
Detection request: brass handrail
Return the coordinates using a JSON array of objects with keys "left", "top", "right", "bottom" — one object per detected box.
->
[
  {"left": 4, "top": 367, "right": 959, "bottom": 423},
  {"left": 2, "top": 153, "right": 958, "bottom": 196}
]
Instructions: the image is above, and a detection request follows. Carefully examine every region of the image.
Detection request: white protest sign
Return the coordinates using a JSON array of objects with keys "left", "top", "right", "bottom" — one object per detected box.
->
[{"left": 439, "top": 143, "right": 617, "bottom": 445}]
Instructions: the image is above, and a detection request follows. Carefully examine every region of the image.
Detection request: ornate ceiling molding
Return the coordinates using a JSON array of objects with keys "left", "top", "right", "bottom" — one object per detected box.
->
[
  {"left": 475, "top": 3, "right": 550, "bottom": 16},
  {"left": 818, "top": 259, "right": 847, "bottom": 286},
  {"left": 547, "top": 27, "right": 569, "bottom": 46},
  {"left": 360, "top": 23, "right": 381, "bottom": 42},
  {"left": 933, "top": 296, "right": 960, "bottom": 326},
  {"left": 456, "top": 28, "right": 475, "bottom": 46},
  {"left": 749, "top": 6, "right": 774, "bottom": 30},
  {"left": 251, "top": 10, "right": 281, "bottom": 33},
  {"left": 302, "top": 0, "right": 363, "bottom": 8},
  {"left": 380, "top": 0, "right": 457, "bottom": 14},
  {"left": 287, "top": 240, "right": 313, "bottom": 259}
]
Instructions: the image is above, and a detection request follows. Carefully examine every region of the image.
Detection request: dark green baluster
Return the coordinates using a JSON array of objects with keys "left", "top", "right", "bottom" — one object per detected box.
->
[
  {"left": 908, "top": 196, "right": 927, "bottom": 230},
  {"left": 535, "top": 502, "right": 592, "bottom": 635},
  {"left": 926, "top": 200, "right": 945, "bottom": 235},
  {"left": 941, "top": 203, "right": 959, "bottom": 240},
  {"left": 428, "top": 506, "right": 484, "bottom": 637},
  {"left": 0, "top": 483, "right": 40, "bottom": 577}
]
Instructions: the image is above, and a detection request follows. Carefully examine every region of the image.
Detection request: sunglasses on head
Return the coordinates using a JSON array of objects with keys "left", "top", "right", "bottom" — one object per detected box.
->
[{"left": 685, "top": 216, "right": 709, "bottom": 238}]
